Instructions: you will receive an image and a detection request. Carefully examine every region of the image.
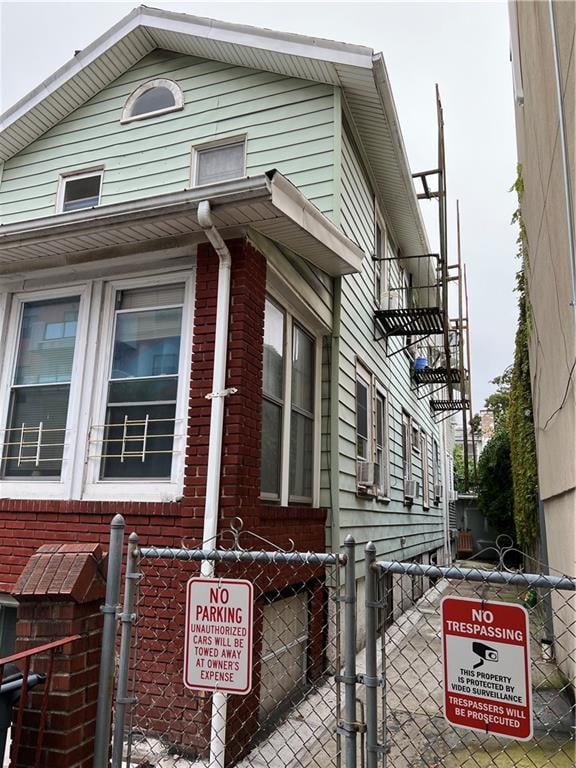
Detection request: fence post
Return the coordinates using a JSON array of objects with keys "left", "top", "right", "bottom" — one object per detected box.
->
[
  {"left": 364, "top": 542, "right": 382, "bottom": 768},
  {"left": 94, "top": 514, "right": 125, "bottom": 768},
  {"left": 343, "top": 535, "right": 357, "bottom": 768},
  {"left": 111, "top": 532, "right": 140, "bottom": 768}
]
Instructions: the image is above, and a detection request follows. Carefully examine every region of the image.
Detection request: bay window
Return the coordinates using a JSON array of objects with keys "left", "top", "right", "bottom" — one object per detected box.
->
[{"left": 261, "top": 297, "right": 317, "bottom": 504}]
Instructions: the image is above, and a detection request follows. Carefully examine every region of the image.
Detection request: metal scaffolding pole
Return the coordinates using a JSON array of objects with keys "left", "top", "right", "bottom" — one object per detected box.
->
[
  {"left": 464, "top": 264, "right": 478, "bottom": 481},
  {"left": 456, "top": 201, "right": 469, "bottom": 490}
]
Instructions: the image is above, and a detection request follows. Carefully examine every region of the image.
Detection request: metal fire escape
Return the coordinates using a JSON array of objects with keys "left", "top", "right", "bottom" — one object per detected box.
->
[
  {"left": 372, "top": 86, "right": 476, "bottom": 488},
  {"left": 411, "top": 87, "right": 470, "bottom": 419}
]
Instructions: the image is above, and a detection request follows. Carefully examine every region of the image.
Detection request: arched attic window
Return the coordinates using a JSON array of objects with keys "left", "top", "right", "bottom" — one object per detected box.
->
[{"left": 121, "top": 79, "right": 184, "bottom": 123}]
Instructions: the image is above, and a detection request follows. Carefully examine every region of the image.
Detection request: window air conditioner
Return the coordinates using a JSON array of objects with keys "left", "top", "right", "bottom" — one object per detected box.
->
[
  {"left": 357, "top": 460, "right": 375, "bottom": 487},
  {"left": 404, "top": 479, "right": 418, "bottom": 500}
]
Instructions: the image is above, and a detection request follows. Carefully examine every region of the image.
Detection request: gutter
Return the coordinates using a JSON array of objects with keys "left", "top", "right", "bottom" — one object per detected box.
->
[
  {"left": 0, "top": 176, "right": 271, "bottom": 242},
  {"left": 0, "top": 171, "right": 363, "bottom": 277}
]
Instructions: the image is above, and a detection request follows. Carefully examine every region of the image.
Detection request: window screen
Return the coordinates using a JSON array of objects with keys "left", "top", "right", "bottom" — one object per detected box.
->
[{"left": 196, "top": 142, "right": 245, "bottom": 186}]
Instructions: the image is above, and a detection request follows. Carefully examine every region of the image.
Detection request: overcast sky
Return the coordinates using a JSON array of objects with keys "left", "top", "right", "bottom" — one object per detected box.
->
[{"left": 0, "top": 0, "right": 519, "bottom": 410}]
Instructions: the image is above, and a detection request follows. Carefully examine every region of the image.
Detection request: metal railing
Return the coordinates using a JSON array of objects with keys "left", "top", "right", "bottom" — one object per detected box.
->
[{"left": 0, "top": 634, "right": 81, "bottom": 768}]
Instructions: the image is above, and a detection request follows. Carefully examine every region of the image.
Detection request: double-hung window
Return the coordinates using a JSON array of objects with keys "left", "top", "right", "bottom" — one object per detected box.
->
[
  {"left": 375, "top": 390, "right": 389, "bottom": 497},
  {"left": 261, "top": 299, "right": 285, "bottom": 499},
  {"left": 0, "top": 287, "right": 89, "bottom": 497},
  {"left": 260, "top": 297, "right": 317, "bottom": 505},
  {"left": 374, "top": 206, "right": 389, "bottom": 309},
  {"left": 356, "top": 364, "right": 389, "bottom": 497},
  {"left": 86, "top": 277, "right": 192, "bottom": 498},
  {"left": 2, "top": 296, "right": 80, "bottom": 479},
  {"left": 432, "top": 438, "right": 442, "bottom": 503},
  {"left": 100, "top": 284, "right": 184, "bottom": 480},
  {"left": 401, "top": 411, "right": 413, "bottom": 486},
  {"left": 356, "top": 367, "right": 371, "bottom": 468},
  {"left": 289, "top": 325, "right": 315, "bottom": 502}
]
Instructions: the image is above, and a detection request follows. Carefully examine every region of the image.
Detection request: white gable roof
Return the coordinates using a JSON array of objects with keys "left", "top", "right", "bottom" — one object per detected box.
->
[{"left": 0, "top": 6, "right": 430, "bottom": 261}]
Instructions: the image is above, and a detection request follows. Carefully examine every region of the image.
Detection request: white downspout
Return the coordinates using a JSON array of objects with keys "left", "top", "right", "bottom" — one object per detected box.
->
[{"left": 197, "top": 199, "right": 235, "bottom": 768}]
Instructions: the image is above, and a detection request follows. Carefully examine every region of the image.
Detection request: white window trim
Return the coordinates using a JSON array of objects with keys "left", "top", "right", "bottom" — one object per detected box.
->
[
  {"left": 0, "top": 284, "right": 91, "bottom": 500},
  {"left": 83, "top": 271, "right": 194, "bottom": 502},
  {"left": 355, "top": 363, "right": 372, "bottom": 466},
  {"left": 374, "top": 203, "right": 390, "bottom": 310},
  {"left": 421, "top": 430, "right": 430, "bottom": 508},
  {"left": 55, "top": 168, "right": 103, "bottom": 214},
  {"left": 375, "top": 387, "right": 390, "bottom": 500},
  {"left": 190, "top": 134, "right": 247, "bottom": 189},
  {"left": 260, "top": 294, "right": 321, "bottom": 507},
  {"left": 121, "top": 79, "right": 184, "bottom": 124}
]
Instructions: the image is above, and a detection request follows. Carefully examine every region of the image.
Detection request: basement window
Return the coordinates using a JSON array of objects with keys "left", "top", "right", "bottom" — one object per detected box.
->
[
  {"left": 121, "top": 79, "right": 184, "bottom": 123},
  {"left": 58, "top": 171, "right": 102, "bottom": 213}
]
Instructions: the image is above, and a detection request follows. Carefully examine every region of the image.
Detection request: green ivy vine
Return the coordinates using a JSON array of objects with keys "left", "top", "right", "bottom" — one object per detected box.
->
[{"left": 508, "top": 166, "right": 539, "bottom": 552}]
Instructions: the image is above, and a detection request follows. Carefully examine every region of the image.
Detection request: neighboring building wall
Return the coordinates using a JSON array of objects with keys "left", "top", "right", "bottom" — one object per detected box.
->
[
  {"left": 511, "top": 0, "right": 575, "bottom": 681},
  {"left": 0, "top": 50, "right": 336, "bottom": 224},
  {"left": 337, "top": 121, "right": 445, "bottom": 563}
]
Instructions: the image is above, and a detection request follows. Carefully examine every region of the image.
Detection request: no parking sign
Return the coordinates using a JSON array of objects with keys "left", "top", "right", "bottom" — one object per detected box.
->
[{"left": 184, "top": 578, "right": 253, "bottom": 694}]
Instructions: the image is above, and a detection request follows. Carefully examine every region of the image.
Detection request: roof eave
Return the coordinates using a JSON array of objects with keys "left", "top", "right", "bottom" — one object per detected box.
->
[{"left": 0, "top": 172, "right": 363, "bottom": 277}]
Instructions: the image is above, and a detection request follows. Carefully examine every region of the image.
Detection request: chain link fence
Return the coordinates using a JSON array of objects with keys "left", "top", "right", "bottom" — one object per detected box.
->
[
  {"left": 367, "top": 554, "right": 575, "bottom": 768},
  {"left": 110, "top": 534, "right": 348, "bottom": 768},
  {"left": 96, "top": 517, "right": 575, "bottom": 768}
]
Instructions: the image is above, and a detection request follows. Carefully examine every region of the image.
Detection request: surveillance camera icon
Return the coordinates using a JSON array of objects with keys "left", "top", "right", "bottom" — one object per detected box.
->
[{"left": 472, "top": 641, "right": 499, "bottom": 669}]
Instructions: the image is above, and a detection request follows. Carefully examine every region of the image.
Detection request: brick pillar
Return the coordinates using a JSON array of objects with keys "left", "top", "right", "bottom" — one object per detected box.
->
[{"left": 11, "top": 543, "right": 107, "bottom": 768}]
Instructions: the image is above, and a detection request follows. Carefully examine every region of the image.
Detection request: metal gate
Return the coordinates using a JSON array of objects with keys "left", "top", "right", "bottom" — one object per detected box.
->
[
  {"left": 95, "top": 517, "right": 352, "bottom": 768},
  {"left": 95, "top": 518, "right": 575, "bottom": 768},
  {"left": 364, "top": 544, "right": 576, "bottom": 768}
]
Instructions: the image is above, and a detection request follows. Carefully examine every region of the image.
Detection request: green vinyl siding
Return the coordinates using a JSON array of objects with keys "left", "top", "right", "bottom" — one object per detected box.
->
[
  {"left": 336, "top": 121, "right": 444, "bottom": 562},
  {"left": 0, "top": 50, "right": 335, "bottom": 224}
]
